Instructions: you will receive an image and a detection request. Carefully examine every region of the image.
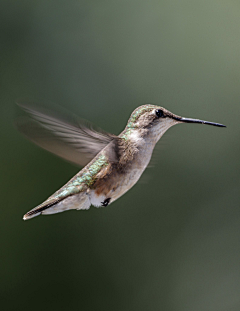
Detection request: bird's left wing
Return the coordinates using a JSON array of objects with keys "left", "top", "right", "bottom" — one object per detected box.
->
[{"left": 16, "top": 100, "right": 122, "bottom": 166}]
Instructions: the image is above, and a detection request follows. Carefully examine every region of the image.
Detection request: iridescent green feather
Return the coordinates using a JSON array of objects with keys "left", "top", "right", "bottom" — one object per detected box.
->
[
  {"left": 120, "top": 105, "right": 156, "bottom": 140},
  {"left": 54, "top": 154, "right": 108, "bottom": 200}
]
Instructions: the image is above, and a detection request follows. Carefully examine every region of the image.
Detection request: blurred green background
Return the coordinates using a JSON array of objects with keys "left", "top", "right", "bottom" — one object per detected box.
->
[{"left": 1, "top": 1, "right": 240, "bottom": 310}]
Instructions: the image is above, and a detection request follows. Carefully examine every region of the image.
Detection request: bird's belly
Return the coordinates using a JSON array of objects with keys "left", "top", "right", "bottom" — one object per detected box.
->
[
  {"left": 111, "top": 168, "right": 143, "bottom": 200},
  {"left": 90, "top": 167, "right": 145, "bottom": 207},
  {"left": 90, "top": 144, "right": 153, "bottom": 207}
]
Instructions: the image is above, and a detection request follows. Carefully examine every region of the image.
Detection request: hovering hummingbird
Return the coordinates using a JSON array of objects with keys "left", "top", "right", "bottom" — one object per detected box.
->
[{"left": 17, "top": 102, "right": 226, "bottom": 220}]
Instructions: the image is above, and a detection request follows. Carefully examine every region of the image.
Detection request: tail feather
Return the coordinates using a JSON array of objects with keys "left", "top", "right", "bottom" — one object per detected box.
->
[
  {"left": 23, "top": 187, "right": 91, "bottom": 220},
  {"left": 23, "top": 198, "right": 60, "bottom": 220}
]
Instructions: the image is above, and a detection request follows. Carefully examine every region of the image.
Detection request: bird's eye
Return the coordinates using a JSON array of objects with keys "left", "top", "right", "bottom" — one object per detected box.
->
[{"left": 155, "top": 109, "right": 164, "bottom": 118}]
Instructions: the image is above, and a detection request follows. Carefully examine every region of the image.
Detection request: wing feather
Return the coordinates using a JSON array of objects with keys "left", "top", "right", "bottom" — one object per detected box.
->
[{"left": 16, "top": 100, "right": 120, "bottom": 166}]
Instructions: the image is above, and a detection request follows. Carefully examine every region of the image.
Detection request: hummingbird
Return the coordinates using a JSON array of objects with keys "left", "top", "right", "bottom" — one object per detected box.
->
[{"left": 16, "top": 102, "right": 226, "bottom": 220}]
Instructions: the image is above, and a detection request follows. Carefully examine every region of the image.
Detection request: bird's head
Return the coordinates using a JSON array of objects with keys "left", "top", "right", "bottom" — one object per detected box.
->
[{"left": 125, "top": 104, "right": 225, "bottom": 142}]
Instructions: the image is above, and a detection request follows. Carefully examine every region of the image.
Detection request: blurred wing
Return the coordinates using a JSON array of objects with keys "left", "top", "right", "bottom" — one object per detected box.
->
[{"left": 16, "top": 100, "right": 120, "bottom": 166}]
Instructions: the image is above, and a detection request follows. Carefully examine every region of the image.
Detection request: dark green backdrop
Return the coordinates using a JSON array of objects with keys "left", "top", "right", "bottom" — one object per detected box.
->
[{"left": 1, "top": 1, "right": 240, "bottom": 310}]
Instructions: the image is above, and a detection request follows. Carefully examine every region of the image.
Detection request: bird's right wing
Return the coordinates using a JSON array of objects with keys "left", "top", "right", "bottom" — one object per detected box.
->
[{"left": 16, "top": 100, "right": 122, "bottom": 167}]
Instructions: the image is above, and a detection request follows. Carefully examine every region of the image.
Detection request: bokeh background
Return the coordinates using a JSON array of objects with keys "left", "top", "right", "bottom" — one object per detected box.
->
[{"left": 1, "top": 1, "right": 240, "bottom": 310}]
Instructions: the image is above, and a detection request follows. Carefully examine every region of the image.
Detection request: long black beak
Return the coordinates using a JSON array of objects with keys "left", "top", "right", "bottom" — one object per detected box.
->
[{"left": 174, "top": 117, "right": 226, "bottom": 128}]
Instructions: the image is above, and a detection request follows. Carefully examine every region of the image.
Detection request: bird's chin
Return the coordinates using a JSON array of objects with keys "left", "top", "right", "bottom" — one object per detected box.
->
[{"left": 153, "top": 118, "right": 179, "bottom": 142}]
